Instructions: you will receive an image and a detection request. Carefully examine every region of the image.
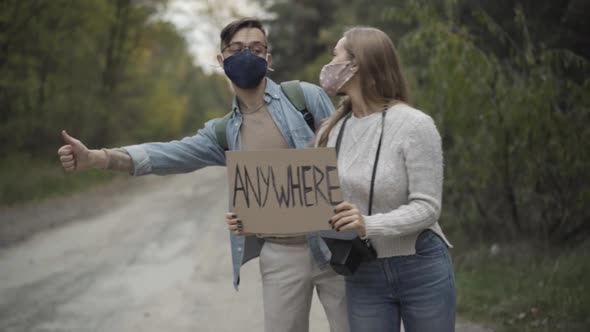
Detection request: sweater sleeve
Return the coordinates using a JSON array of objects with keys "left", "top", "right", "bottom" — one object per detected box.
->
[{"left": 364, "top": 114, "right": 443, "bottom": 237}]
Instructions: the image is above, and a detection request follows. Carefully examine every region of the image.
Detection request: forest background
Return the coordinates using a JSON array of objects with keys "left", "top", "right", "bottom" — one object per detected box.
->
[{"left": 1, "top": 1, "right": 588, "bottom": 331}]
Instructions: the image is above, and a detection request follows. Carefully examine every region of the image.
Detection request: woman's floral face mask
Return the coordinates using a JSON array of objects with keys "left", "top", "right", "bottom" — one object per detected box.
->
[{"left": 319, "top": 61, "right": 355, "bottom": 96}]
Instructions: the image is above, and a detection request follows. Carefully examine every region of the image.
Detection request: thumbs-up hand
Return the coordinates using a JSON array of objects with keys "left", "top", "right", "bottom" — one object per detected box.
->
[{"left": 57, "top": 130, "right": 94, "bottom": 172}]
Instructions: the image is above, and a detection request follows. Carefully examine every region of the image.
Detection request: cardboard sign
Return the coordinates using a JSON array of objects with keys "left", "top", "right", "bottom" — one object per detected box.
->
[{"left": 225, "top": 148, "right": 343, "bottom": 234}]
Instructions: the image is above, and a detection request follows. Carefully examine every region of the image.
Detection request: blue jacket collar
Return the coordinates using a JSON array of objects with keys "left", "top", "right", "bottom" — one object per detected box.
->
[{"left": 231, "top": 78, "right": 282, "bottom": 115}]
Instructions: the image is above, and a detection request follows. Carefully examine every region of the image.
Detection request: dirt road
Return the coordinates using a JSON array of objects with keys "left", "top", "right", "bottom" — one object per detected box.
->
[{"left": 0, "top": 167, "right": 491, "bottom": 332}]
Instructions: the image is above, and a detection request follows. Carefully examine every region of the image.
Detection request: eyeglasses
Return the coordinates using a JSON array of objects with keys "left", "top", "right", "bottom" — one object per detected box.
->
[{"left": 222, "top": 42, "right": 268, "bottom": 57}]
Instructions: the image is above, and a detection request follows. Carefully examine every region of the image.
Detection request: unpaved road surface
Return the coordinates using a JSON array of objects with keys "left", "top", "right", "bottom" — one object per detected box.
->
[{"left": 0, "top": 167, "right": 492, "bottom": 331}]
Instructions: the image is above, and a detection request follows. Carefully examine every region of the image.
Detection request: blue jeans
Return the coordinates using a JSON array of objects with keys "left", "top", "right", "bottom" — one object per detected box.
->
[{"left": 345, "top": 230, "right": 456, "bottom": 332}]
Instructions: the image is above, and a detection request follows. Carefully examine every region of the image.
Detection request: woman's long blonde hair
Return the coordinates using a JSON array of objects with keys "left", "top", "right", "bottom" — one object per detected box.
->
[{"left": 317, "top": 27, "right": 410, "bottom": 147}]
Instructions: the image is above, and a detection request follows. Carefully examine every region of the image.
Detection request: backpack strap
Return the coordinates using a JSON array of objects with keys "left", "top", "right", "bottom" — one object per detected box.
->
[
  {"left": 214, "top": 112, "right": 232, "bottom": 151},
  {"left": 280, "top": 80, "right": 315, "bottom": 132}
]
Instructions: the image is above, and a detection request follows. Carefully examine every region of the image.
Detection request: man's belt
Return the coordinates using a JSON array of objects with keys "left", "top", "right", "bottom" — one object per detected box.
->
[{"left": 263, "top": 235, "right": 307, "bottom": 245}]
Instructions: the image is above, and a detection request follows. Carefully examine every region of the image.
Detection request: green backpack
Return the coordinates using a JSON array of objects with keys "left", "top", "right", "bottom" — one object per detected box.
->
[{"left": 214, "top": 80, "right": 315, "bottom": 151}]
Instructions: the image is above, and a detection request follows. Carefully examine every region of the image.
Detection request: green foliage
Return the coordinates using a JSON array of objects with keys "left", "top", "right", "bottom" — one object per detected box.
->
[
  {"left": 392, "top": 0, "right": 590, "bottom": 245},
  {"left": 0, "top": 154, "right": 118, "bottom": 206},
  {"left": 0, "top": 0, "right": 230, "bottom": 156},
  {"left": 0, "top": 0, "right": 231, "bottom": 204},
  {"left": 454, "top": 243, "right": 590, "bottom": 331},
  {"left": 259, "top": 0, "right": 339, "bottom": 83}
]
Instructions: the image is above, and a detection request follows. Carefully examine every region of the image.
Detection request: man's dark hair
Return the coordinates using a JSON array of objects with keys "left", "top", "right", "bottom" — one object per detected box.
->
[{"left": 220, "top": 17, "right": 267, "bottom": 51}]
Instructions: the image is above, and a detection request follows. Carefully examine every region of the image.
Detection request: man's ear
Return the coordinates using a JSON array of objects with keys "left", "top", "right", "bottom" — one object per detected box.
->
[
  {"left": 266, "top": 53, "right": 272, "bottom": 68},
  {"left": 216, "top": 53, "right": 224, "bottom": 68},
  {"left": 350, "top": 62, "right": 359, "bottom": 74}
]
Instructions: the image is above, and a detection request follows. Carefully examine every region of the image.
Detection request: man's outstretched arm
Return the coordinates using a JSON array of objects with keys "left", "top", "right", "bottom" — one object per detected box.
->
[{"left": 57, "top": 118, "right": 226, "bottom": 175}]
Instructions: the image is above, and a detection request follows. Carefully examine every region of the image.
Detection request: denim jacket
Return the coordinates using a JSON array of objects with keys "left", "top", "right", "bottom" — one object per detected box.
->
[{"left": 123, "top": 78, "right": 335, "bottom": 289}]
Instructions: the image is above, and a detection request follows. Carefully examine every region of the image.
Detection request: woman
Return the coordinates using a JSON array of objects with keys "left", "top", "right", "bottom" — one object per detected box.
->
[{"left": 318, "top": 27, "right": 455, "bottom": 331}]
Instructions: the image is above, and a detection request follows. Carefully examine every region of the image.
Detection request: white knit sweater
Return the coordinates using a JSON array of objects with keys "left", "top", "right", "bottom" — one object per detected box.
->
[{"left": 324, "top": 103, "right": 451, "bottom": 258}]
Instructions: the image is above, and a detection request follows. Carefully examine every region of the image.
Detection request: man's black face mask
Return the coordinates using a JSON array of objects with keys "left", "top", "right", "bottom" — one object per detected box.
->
[{"left": 223, "top": 50, "right": 268, "bottom": 89}]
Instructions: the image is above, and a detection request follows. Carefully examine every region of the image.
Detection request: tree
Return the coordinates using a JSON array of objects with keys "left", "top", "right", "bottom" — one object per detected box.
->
[{"left": 0, "top": 0, "right": 230, "bottom": 159}]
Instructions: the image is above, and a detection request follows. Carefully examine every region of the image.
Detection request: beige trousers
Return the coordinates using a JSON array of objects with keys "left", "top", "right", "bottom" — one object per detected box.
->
[{"left": 259, "top": 241, "right": 349, "bottom": 332}]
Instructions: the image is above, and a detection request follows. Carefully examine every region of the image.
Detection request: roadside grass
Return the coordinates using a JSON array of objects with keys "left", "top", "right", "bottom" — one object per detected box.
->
[
  {"left": 0, "top": 154, "right": 118, "bottom": 207},
  {"left": 452, "top": 239, "right": 590, "bottom": 331}
]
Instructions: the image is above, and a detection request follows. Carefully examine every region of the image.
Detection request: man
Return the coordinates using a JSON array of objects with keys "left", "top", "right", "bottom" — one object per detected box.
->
[{"left": 58, "top": 18, "right": 348, "bottom": 332}]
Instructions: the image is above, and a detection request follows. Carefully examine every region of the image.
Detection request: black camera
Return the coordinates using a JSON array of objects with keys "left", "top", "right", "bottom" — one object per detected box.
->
[{"left": 323, "top": 237, "right": 377, "bottom": 276}]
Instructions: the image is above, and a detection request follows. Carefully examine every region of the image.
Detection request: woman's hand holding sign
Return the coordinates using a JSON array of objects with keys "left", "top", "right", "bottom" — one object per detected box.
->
[{"left": 329, "top": 202, "right": 367, "bottom": 238}]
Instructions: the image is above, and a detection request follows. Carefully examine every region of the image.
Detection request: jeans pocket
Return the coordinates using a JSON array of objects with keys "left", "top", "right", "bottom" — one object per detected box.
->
[{"left": 414, "top": 230, "right": 446, "bottom": 259}]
